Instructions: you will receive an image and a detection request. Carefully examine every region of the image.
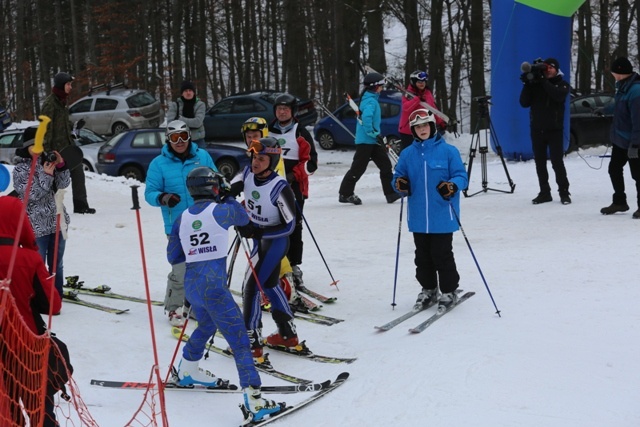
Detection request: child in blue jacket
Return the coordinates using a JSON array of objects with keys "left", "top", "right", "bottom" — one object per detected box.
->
[{"left": 392, "top": 109, "right": 468, "bottom": 310}]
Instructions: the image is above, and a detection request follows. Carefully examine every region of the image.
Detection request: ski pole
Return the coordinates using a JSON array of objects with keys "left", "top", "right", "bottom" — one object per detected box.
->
[
  {"left": 450, "top": 203, "right": 501, "bottom": 317},
  {"left": 391, "top": 195, "right": 404, "bottom": 309},
  {"left": 294, "top": 200, "right": 340, "bottom": 289},
  {"left": 130, "top": 185, "right": 170, "bottom": 424}
]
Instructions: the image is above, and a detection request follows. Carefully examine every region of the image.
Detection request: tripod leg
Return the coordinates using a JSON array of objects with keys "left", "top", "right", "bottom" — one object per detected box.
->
[
  {"left": 488, "top": 118, "right": 516, "bottom": 192},
  {"left": 463, "top": 136, "right": 478, "bottom": 197}
]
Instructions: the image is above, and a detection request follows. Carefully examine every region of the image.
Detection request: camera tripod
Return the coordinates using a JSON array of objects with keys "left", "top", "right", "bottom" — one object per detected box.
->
[{"left": 463, "top": 98, "right": 516, "bottom": 197}]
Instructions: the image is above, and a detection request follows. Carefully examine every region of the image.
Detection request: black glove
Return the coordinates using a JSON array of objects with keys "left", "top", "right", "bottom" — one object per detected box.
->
[
  {"left": 629, "top": 145, "right": 639, "bottom": 159},
  {"left": 236, "top": 224, "right": 263, "bottom": 239},
  {"left": 159, "top": 193, "right": 181, "bottom": 208},
  {"left": 395, "top": 177, "right": 410, "bottom": 195},
  {"left": 307, "top": 160, "right": 318, "bottom": 174},
  {"left": 436, "top": 181, "right": 458, "bottom": 200},
  {"left": 375, "top": 134, "right": 385, "bottom": 147}
]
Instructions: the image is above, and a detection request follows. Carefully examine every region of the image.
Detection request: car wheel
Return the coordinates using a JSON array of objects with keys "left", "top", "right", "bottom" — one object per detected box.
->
[
  {"left": 316, "top": 130, "right": 336, "bottom": 150},
  {"left": 215, "top": 157, "right": 239, "bottom": 179},
  {"left": 112, "top": 122, "right": 129, "bottom": 135},
  {"left": 119, "top": 165, "right": 144, "bottom": 182},
  {"left": 82, "top": 160, "right": 94, "bottom": 172}
]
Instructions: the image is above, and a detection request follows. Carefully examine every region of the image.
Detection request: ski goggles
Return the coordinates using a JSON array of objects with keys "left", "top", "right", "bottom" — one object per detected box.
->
[
  {"left": 415, "top": 72, "right": 428, "bottom": 81},
  {"left": 167, "top": 131, "right": 189, "bottom": 144},
  {"left": 408, "top": 109, "right": 434, "bottom": 126},
  {"left": 247, "top": 139, "right": 282, "bottom": 156}
]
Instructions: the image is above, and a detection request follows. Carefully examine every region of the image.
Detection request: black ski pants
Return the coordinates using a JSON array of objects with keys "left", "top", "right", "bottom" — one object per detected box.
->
[
  {"left": 339, "top": 143, "right": 395, "bottom": 197},
  {"left": 413, "top": 232, "right": 459, "bottom": 294}
]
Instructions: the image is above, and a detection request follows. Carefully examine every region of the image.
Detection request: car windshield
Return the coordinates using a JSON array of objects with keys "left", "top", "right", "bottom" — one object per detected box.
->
[{"left": 126, "top": 92, "right": 157, "bottom": 108}]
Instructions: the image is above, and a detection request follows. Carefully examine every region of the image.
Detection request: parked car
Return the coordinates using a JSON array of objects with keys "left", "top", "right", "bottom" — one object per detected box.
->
[
  {"left": 0, "top": 105, "right": 12, "bottom": 131},
  {"left": 203, "top": 90, "right": 318, "bottom": 140},
  {"left": 313, "top": 90, "right": 403, "bottom": 150},
  {"left": 97, "top": 128, "right": 250, "bottom": 181},
  {"left": 0, "top": 127, "right": 105, "bottom": 172},
  {"left": 569, "top": 92, "right": 614, "bottom": 151},
  {"left": 69, "top": 83, "right": 164, "bottom": 136},
  {"left": 74, "top": 128, "right": 108, "bottom": 172},
  {"left": 0, "top": 129, "right": 24, "bottom": 164}
]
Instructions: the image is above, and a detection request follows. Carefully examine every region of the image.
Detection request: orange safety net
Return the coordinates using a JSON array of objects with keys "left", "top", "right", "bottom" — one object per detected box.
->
[{"left": 0, "top": 288, "right": 50, "bottom": 426}]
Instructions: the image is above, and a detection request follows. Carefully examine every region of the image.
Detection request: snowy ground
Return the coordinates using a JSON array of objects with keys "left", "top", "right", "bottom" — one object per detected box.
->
[{"left": 2, "top": 133, "right": 639, "bottom": 427}]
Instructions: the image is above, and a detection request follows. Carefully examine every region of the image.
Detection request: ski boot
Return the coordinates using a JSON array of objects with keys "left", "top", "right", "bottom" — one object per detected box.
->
[
  {"left": 438, "top": 292, "right": 459, "bottom": 311},
  {"left": 240, "top": 386, "right": 286, "bottom": 425},
  {"left": 176, "top": 358, "right": 220, "bottom": 387},
  {"left": 414, "top": 288, "right": 437, "bottom": 310}
]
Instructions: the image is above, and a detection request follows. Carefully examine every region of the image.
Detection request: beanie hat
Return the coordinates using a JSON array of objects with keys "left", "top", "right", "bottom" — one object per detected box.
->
[
  {"left": 53, "top": 72, "right": 74, "bottom": 90},
  {"left": 180, "top": 80, "right": 195, "bottom": 93},
  {"left": 544, "top": 58, "right": 560, "bottom": 70},
  {"left": 22, "top": 126, "right": 38, "bottom": 147},
  {"left": 611, "top": 57, "right": 633, "bottom": 74}
]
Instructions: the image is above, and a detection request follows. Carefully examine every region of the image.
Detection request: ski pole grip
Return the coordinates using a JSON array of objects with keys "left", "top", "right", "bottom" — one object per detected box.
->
[
  {"left": 34, "top": 115, "right": 51, "bottom": 155},
  {"left": 131, "top": 185, "right": 141, "bottom": 210}
]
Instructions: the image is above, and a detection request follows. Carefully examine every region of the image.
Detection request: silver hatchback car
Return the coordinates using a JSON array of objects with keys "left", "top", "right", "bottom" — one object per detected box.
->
[{"left": 69, "top": 84, "right": 164, "bottom": 136}]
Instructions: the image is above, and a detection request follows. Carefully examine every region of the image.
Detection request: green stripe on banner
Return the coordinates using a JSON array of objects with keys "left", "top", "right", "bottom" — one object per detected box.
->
[{"left": 515, "top": 0, "right": 586, "bottom": 17}]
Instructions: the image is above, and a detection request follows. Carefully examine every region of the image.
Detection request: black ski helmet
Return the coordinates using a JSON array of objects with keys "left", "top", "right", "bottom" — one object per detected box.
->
[
  {"left": 273, "top": 93, "right": 297, "bottom": 116},
  {"left": 363, "top": 72, "right": 385, "bottom": 88},
  {"left": 186, "top": 167, "right": 228, "bottom": 202},
  {"left": 247, "top": 137, "right": 282, "bottom": 173},
  {"left": 409, "top": 70, "right": 428, "bottom": 90}
]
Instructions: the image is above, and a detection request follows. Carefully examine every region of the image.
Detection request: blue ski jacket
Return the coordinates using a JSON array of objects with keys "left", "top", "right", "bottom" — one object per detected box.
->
[
  {"left": 392, "top": 133, "right": 468, "bottom": 233},
  {"left": 355, "top": 90, "right": 381, "bottom": 145},
  {"left": 608, "top": 73, "right": 640, "bottom": 150},
  {"left": 145, "top": 142, "right": 216, "bottom": 234}
]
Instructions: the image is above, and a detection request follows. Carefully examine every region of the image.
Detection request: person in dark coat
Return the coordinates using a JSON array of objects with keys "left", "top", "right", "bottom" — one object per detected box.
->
[
  {"left": 519, "top": 57, "right": 571, "bottom": 205},
  {"left": 599, "top": 57, "right": 640, "bottom": 218}
]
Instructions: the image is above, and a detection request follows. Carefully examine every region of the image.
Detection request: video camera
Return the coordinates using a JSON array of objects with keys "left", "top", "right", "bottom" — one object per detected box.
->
[
  {"left": 520, "top": 58, "right": 548, "bottom": 83},
  {"left": 41, "top": 151, "right": 57, "bottom": 163}
]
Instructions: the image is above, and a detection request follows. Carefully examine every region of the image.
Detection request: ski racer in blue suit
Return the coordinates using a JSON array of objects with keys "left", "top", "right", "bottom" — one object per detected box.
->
[
  {"left": 145, "top": 120, "right": 217, "bottom": 326},
  {"left": 229, "top": 137, "right": 299, "bottom": 355},
  {"left": 392, "top": 109, "right": 468, "bottom": 310},
  {"left": 167, "top": 167, "right": 284, "bottom": 423}
]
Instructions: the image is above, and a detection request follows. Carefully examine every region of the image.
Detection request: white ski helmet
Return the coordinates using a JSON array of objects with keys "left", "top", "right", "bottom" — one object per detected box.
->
[
  {"left": 409, "top": 109, "right": 436, "bottom": 138},
  {"left": 166, "top": 120, "right": 190, "bottom": 144}
]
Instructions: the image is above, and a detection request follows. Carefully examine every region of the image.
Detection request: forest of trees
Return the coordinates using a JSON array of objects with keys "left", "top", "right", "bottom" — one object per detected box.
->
[{"left": 0, "top": 0, "right": 638, "bottom": 132}]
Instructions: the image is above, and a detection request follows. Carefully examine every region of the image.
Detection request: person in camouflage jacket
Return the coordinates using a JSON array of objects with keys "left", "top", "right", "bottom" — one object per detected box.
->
[{"left": 41, "top": 72, "right": 95, "bottom": 214}]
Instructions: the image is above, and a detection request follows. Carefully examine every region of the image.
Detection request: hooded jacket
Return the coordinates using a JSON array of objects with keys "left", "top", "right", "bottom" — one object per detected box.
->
[
  {"left": 144, "top": 142, "right": 216, "bottom": 234},
  {"left": 0, "top": 196, "right": 62, "bottom": 334},
  {"left": 41, "top": 91, "right": 74, "bottom": 153},
  {"left": 355, "top": 90, "right": 382, "bottom": 144},
  {"left": 392, "top": 133, "right": 468, "bottom": 233}
]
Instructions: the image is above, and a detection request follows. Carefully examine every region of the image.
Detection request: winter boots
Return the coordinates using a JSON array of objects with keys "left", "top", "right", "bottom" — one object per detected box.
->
[
  {"left": 241, "top": 386, "right": 285, "bottom": 424},
  {"left": 600, "top": 203, "right": 630, "bottom": 215},
  {"left": 176, "top": 358, "right": 219, "bottom": 387},
  {"left": 531, "top": 192, "right": 552, "bottom": 205},
  {"left": 414, "top": 289, "right": 437, "bottom": 310},
  {"left": 291, "top": 265, "right": 304, "bottom": 287},
  {"left": 168, "top": 309, "right": 185, "bottom": 327},
  {"left": 339, "top": 194, "right": 362, "bottom": 205},
  {"left": 559, "top": 190, "right": 571, "bottom": 205},
  {"left": 248, "top": 329, "right": 264, "bottom": 361}
]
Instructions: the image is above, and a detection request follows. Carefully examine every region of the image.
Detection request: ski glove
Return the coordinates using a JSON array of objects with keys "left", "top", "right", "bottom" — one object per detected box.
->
[
  {"left": 236, "top": 224, "right": 263, "bottom": 240},
  {"left": 395, "top": 177, "right": 411, "bottom": 195},
  {"left": 628, "top": 145, "right": 639, "bottom": 159},
  {"left": 437, "top": 181, "right": 458, "bottom": 200},
  {"left": 159, "top": 193, "right": 181, "bottom": 208},
  {"left": 376, "top": 134, "right": 385, "bottom": 147}
]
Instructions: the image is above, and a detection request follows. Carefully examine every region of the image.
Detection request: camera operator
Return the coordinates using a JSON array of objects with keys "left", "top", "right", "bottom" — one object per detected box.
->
[{"left": 519, "top": 57, "right": 572, "bottom": 205}]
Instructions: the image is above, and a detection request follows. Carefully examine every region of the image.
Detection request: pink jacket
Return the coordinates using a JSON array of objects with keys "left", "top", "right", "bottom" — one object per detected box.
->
[{"left": 398, "top": 85, "right": 445, "bottom": 135}]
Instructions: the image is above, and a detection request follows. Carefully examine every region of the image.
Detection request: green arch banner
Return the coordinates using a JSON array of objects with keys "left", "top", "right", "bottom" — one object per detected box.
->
[{"left": 515, "top": 0, "right": 585, "bottom": 17}]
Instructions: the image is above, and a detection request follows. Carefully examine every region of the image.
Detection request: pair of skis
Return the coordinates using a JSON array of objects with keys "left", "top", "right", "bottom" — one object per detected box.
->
[
  {"left": 375, "top": 291, "right": 475, "bottom": 333},
  {"left": 61, "top": 277, "right": 161, "bottom": 314}
]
